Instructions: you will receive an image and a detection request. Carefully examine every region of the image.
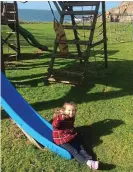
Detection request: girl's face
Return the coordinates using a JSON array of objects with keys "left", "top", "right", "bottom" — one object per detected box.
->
[{"left": 64, "top": 104, "right": 76, "bottom": 118}]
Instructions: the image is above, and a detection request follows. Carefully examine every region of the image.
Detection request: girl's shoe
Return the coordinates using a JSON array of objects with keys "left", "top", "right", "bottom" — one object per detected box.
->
[
  {"left": 87, "top": 160, "right": 99, "bottom": 170},
  {"left": 89, "top": 160, "right": 99, "bottom": 170}
]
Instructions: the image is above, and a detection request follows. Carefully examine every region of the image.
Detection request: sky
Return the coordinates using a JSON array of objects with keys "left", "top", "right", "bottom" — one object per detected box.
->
[{"left": 18, "top": 1, "right": 122, "bottom": 11}]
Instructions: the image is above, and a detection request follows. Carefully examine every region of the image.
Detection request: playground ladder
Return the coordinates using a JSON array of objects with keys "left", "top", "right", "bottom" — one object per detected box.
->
[
  {"left": 1, "top": 2, "right": 20, "bottom": 60},
  {"left": 48, "top": 1, "right": 107, "bottom": 84}
]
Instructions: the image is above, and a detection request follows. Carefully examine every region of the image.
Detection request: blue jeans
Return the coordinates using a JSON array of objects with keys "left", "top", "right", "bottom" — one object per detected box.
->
[{"left": 61, "top": 135, "right": 92, "bottom": 164}]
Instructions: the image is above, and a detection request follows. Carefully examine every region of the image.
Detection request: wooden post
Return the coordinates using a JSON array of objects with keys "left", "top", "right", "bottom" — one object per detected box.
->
[
  {"left": 47, "top": 11, "right": 65, "bottom": 78},
  {"left": 83, "top": 3, "right": 100, "bottom": 79},
  {"left": 1, "top": 2, "right": 5, "bottom": 74},
  {"left": 14, "top": 1, "right": 20, "bottom": 60},
  {"left": 102, "top": 1, "right": 108, "bottom": 68},
  {"left": 1, "top": 42, "right": 5, "bottom": 74}
]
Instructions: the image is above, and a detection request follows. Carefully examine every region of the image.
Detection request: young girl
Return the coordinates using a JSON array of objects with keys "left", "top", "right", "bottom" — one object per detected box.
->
[{"left": 52, "top": 102, "right": 99, "bottom": 170}]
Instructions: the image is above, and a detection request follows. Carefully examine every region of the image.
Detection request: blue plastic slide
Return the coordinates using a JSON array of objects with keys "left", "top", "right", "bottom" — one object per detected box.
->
[{"left": 0, "top": 72, "right": 72, "bottom": 159}]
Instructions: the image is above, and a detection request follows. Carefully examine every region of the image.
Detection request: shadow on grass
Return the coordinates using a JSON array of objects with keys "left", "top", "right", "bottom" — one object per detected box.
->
[
  {"left": 1, "top": 109, "right": 9, "bottom": 120},
  {"left": 32, "top": 79, "right": 132, "bottom": 112},
  {"left": 4, "top": 53, "right": 51, "bottom": 61},
  {"left": 5, "top": 58, "right": 132, "bottom": 110},
  {"left": 4, "top": 54, "right": 133, "bottom": 111},
  {"left": 6, "top": 60, "right": 75, "bottom": 71},
  {"left": 76, "top": 119, "right": 124, "bottom": 170},
  {"left": 98, "top": 162, "right": 116, "bottom": 171}
]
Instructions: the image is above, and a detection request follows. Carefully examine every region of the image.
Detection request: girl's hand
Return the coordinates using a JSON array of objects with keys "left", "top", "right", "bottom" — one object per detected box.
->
[{"left": 62, "top": 115, "right": 66, "bottom": 120}]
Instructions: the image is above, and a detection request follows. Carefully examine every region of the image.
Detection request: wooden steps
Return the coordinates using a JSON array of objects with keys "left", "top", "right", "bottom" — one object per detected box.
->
[
  {"left": 53, "top": 53, "right": 85, "bottom": 60},
  {"left": 47, "top": 1, "right": 108, "bottom": 84},
  {"left": 62, "top": 25, "right": 93, "bottom": 30},
  {"left": 1, "top": 2, "right": 20, "bottom": 60},
  {"left": 1, "top": 2, "right": 17, "bottom": 25},
  {"left": 5, "top": 3, "right": 15, "bottom": 11},
  {"left": 55, "top": 39, "right": 105, "bottom": 47},
  {"left": 6, "top": 11, "right": 16, "bottom": 14},
  {"left": 63, "top": 1, "right": 100, "bottom": 7},
  {"left": 55, "top": 40, "right": 90, "bottom": 45},
  {"left": 62, "top": 10, "right": 96, "bottom": 16}
]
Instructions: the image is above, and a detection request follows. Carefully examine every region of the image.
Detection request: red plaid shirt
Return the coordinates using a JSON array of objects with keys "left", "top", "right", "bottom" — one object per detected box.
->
[{"left": 52, "top": 114, "right": 77, "bottom": 145}]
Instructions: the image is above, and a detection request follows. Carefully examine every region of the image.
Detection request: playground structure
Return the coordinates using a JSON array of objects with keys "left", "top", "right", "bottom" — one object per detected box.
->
[
  {"left": 1, "top": 1, "right": 108, "bottom": 84},
  {"left": 47, "top": 1, "right": 108, "bottom": 83},
  {"left": 1, "top": 1, "right": 108, "bottom": 158},
  {"left": 1, "top": 1, "right": 20, "bottom": 60},
  {"left": 1, "top": 1, "right": 49, "bottom": 60}
]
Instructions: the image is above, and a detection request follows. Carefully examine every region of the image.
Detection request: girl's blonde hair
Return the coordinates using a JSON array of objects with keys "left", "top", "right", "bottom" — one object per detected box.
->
[{"left": 53, "top": 102, "right": 77, "bottom": 119}]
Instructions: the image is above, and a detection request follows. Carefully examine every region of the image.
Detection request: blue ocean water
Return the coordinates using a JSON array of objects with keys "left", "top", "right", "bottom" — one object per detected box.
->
[{"left": 18, "top": 9, "right": 71, "bottom": 22}]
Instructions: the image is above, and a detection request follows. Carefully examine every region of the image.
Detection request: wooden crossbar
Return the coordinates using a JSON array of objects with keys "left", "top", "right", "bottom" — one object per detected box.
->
[
  {"left": 55, "top": 40, "right": 90, "bottom": 45},
  {"left": 63, "top": 25, "right": 93, "bottom": 30},
  {"left": 63, "top": 1, "right": 99, "bottom": 7},
  {"left": 62, "top": 10, "right": 96, "bottom": 16},
  {"left": 5, "top": 3, "right": 15, "bottom": 11}
]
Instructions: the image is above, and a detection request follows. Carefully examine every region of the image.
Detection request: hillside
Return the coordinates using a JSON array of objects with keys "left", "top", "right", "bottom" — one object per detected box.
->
[
  {"left": 107, "top": 1, "right": 133, "bottom": 22},
  {"left": 109, "top": 1, "right": 133, "bottom": 14}
]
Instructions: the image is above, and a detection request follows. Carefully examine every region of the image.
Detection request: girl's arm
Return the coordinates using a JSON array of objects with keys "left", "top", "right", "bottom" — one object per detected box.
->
[{"left": 52, "top": 115, "right": 64, "bottom": 128}]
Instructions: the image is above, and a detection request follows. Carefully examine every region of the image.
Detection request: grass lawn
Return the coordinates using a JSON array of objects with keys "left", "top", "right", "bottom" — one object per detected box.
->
[{"left": 1, "top": 23, "right": 133, "bottom": 172}]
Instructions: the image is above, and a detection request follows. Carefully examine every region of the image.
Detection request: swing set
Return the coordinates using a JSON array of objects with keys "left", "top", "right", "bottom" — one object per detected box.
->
[
  {"left": 1, "top": 1, "right": 50, "bottom": 61},
  {"left": 47, "top": 1, "right": 108, "bottom": 84},
  {"left": 1, "top": 1, "right": 108, "bottom": 84}
]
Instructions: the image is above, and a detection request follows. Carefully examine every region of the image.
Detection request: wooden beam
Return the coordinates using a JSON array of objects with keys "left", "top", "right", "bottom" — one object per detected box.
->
[
  {"left": 62, "top": 10, "right": 96, "bottom": 16},
  {"left": 2, "top": 33, "right": 13, "bottom": 45},
  {"left": 55, "top": 39, "right": 90, "bottom": 45},
  {"left": 63, "top": 25, "right": 92, "bottom": 30},
  {"left": 92, "top": 39, "right": 105, "bottom": 47},
  {"left": 5, "top": 3, "right": 15, "bottom": 11},
  {"left": 63, "top": 1, "right": 99, "bottom": 7},
  {"left": 53, "top": 53, "right": 84, "bottom": 60},
  {"left": 14, "top": 1, "right": 20, "bottom": 60},
  {"left": 53, "top": 2, "right": 61, "bottom": 16},
  {"left": 69, "top": 7, "right": 82, "bottom": 62},
  {"left": 17, "top": 124, "right": 44, "bottom": 150},
  {"left": 102, "top": 1, "right": 108, "bottom": 68},
  {"left": 1, "top": 42, "right": 5, "bottom": 74},
  {"left": 83, "top": 2, "right": 100, "bottom": 78}
]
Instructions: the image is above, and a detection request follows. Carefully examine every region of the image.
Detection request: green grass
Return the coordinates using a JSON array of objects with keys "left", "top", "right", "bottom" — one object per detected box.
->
[{"left": 1, "top": 23, "right": 133, "bottom": 172}]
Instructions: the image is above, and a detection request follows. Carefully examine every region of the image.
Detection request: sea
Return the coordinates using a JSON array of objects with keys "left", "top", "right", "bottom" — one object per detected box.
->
[
  {"left": 18, "top": 9, "right": 102, "bottom": 22},
  {"left": 18, "top": 9, "right": 70, "bottom": 22}
]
